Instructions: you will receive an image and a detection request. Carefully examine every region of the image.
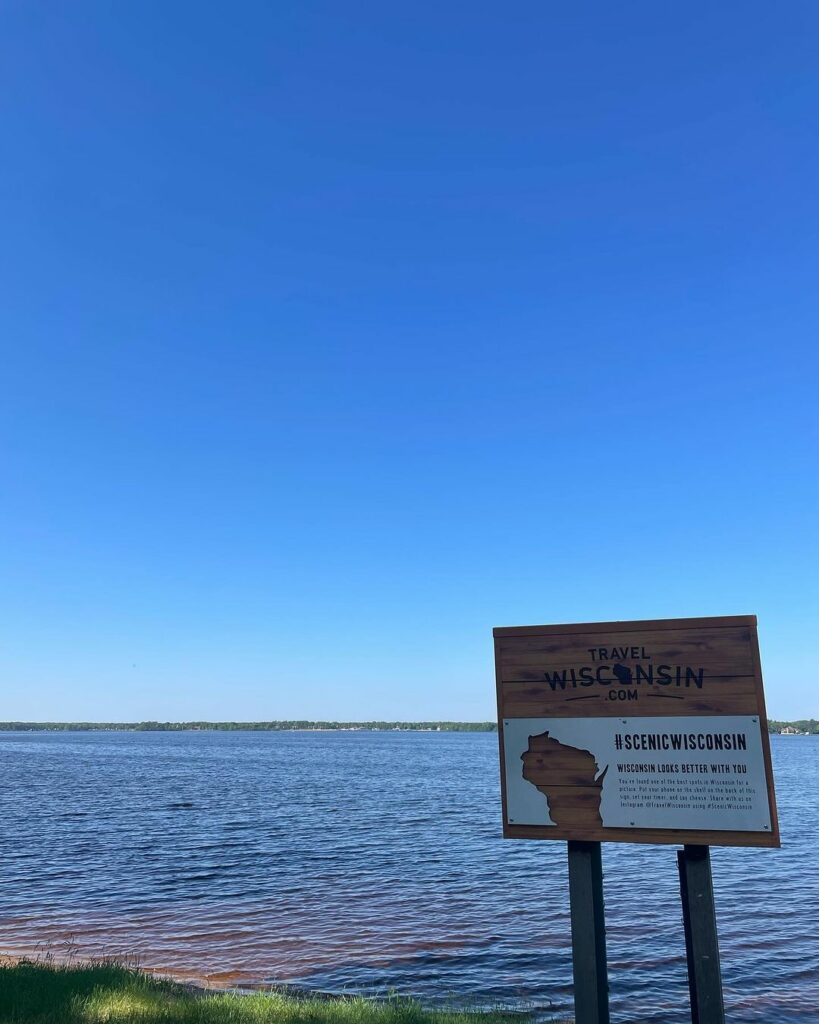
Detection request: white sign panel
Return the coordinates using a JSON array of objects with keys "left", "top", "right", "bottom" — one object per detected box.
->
[{"left": 503, "top": 715, "right": 771, "bottom": 834}]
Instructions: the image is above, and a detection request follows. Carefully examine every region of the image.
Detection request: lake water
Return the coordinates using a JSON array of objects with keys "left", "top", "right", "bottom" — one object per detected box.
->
[{"left": 0, "top": 731, "right": 816, "bottom": 1023}]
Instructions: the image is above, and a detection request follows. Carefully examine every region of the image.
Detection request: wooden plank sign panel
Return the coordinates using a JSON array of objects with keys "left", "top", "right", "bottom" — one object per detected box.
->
[{"left": 494, "top": 615, "right": 779, "bottom": 847}]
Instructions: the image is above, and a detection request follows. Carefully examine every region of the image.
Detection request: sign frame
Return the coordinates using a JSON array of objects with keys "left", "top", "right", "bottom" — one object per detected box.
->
[{"left": 494, "top": 614, "right": 779, "bottom": 848}]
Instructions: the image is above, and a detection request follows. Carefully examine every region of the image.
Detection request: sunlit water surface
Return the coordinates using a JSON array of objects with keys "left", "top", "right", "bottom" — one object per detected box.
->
[{"left": 0, "top": 731, "right": 816, "bottom": 1023}]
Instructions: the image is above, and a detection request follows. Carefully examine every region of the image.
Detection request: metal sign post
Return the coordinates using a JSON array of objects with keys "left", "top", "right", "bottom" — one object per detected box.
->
[
  {"left": 567, "top": 840, "right": 609, "bottom": 1024},
  {"left": 677, "top": 845, "right": 725, "bottom": 1024}
]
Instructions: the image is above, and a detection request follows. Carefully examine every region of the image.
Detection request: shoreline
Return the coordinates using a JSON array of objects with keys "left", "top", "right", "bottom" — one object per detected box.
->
[
  {"left": 0, "top": 949, "right": 326, "bottom": 996},
  {"left": 0, "top": 959, "right": 541, "bottom": 1024},
  {"left": 0, "top": 949, "right": 538, "bottom": 1010}
]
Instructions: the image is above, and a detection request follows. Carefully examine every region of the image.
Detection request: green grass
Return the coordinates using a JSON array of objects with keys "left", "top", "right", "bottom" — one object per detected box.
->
[{"left": 0, "top": 961, "right": 535, "bottom": 1024}]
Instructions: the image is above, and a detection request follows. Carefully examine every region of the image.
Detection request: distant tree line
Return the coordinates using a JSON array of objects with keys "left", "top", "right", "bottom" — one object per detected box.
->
[
  {"left": 0, "top": 720, "right": 499, "bottom": 732},
  {"left": 768, "top": 719, "right": 819, "bottom": 735},
  {"left": 2, "top": 719, "right": 815, "bottom": 734}
]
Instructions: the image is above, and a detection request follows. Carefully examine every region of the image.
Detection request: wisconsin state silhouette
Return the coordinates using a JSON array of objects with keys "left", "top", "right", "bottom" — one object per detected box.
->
[{"left": 520, "top": 731, "right": 608, "bottom": 828}]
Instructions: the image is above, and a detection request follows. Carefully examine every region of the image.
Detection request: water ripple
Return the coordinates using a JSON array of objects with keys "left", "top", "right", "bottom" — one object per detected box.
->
[{"left": 0, "top": 731, "right": 815, "bottom": 1023}]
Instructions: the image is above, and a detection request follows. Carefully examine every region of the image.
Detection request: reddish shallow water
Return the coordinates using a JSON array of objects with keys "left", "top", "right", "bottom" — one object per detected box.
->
[{"left": 0, "top": 730, "right": 816, "bottom": 1022}]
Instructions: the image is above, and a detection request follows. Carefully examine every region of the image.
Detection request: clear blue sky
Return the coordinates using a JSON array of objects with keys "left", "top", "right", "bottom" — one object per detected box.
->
[{"left": 2, "top": 3, "right": 817, "bottom": 721}]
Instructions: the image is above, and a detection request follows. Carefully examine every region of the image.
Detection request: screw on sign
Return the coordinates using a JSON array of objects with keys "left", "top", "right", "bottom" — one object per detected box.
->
[{"left": 493, "top": 615, "right": 779, "bottom": 1024}]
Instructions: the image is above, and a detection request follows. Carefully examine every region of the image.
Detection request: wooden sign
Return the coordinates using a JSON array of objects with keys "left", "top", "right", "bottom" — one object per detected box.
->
[{"left": 494, "top": 615, "right": 779, "bottom": 847}]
